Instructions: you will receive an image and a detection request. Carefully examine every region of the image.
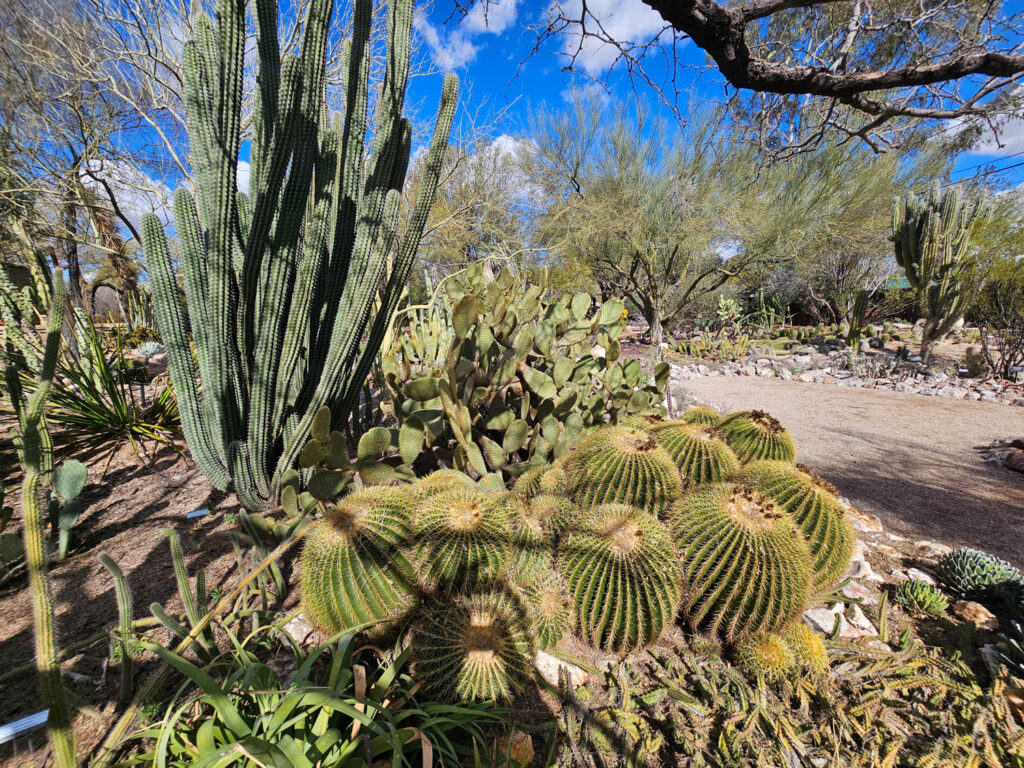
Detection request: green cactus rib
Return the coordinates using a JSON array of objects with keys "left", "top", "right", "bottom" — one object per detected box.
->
[
  {"left": 783, "top": 623, "right": 829, "bottom": 674},
  {"left": 668, "top": 484, "right": 812, "bottom": 642},
  {"left": 143, "top": 0, "right": 459, "bottom": 511},
  {"left": 415, "top": 487, "right": 512, "bottom": 589},
  {"left": 894, "top": 579, "right": 949, "bottom": 617},
  {"left": 513, "top": 462, "right": 568, "bottom": 500},
  {"left": 411, "top": 586, "right": 533, "bottom": 703},
  {"left": 735, "top": 461, "right": 854, "bottom": 591},
  {"left": 715, "top": 410, "right": 796, "bottom": 464},
  {"left": 733, "top": 632, "right": 795, "bottom": 683},
  {"left": 408, "top": 469, "right": 476, "bottom": 502},
  {"left": 650, "top": 421, "right": 740, "bottom": 486},
  {"left": 558, "top": 503, "right": 681, "bottom": 651},
  {"left": 681, "top": 406, "right": 720, "bottom": 427},
  {"left": 300, "top": 486, "right": 418, "bottom": 636},
  {"left": 564, "top": 426, "right": 682, "bottom": 514},
  {"left": 503, "top": 496, "right": 553, "bottom": 581},
  {"left": 529, "top": 493, "right": 579, "bottom": 537},
  {"left": 934, "top": 547, "right": 1022, "bottom": 600},
  {"left": 521, "top": 568, "right": 571, "bottom": 651}
]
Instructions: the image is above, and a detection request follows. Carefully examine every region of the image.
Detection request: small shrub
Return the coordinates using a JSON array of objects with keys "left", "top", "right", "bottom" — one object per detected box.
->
[{"left": 973, "top": 256, "right": 1024, "bottom": 379}]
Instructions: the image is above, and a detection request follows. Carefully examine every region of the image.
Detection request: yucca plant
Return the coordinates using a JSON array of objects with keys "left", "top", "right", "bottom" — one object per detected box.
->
[
  {"left": 668, "top": 484, "right": 812, "bottom": 642},
  {"left": 559, "top": 503, "right": 681, "bottom": 651},
  {"left": 299, "top": 486, "right": 418, "bottom": 637},
  {"left": 141, "top": 0, "right": 458, "bottom": 510},
  {"left": 411, "top": 587, "right": 534, "bottom": 703}
]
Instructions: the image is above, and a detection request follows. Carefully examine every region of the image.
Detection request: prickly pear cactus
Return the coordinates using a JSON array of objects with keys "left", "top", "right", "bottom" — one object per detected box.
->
[
  {"left": 380, "top": 265, "right": 671, "bottom": 480},
  {"left": 558, "top": 503, "right": 681, "bottom": 651},
  {"left": 299, "top": 487, "right": 418, "bottom": 637},
  {"left": 649, "top": 421, "right": 740, "bottom": 485},
  {"left": 716, "top": 410, "right": 796, "bottom": 464},
  {"left": 411, "top": 586, "right": 533, "bottom": 703},
  {"left": 668, "top": 484, "right": 812, "bottom": 642},
  {"left": 735, "top": 461, "right": 854, "bottom": 590},
  {"left": 564, "top": 426, "right": 682, "bottom": 514}
]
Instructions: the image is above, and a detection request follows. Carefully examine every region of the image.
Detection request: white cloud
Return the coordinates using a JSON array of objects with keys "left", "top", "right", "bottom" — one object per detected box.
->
[
  {"left": 969, "top": 117, "right": 1024, "bottom": 157},
  {"left": 551, "top": 0, "right": 668, "bottom": 75},
  {"left": 464, "top": 0, "right": 519, "bottom": 34},
  {"left": 81, "top": 159, "right": 175, "bottom": 233},
  {"left": 236, "top": 160, "right": 251, "bottom": 195},
  {"left": 416, "top": 11, "right": 478, "bottom": 69}
]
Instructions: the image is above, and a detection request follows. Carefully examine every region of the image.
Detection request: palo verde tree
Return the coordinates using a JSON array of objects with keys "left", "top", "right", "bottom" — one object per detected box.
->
[
  {"left": 529, "top": 98, "right": 756, "bottom": 346},
  {"left": 142, "top": 0, "right": 457, "bottom": 510},
  {"left": 892, "top": 183, "right": 986, "bottom": 365}
]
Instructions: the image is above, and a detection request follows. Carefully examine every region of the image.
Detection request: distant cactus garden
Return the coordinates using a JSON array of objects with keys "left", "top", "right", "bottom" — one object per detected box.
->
[{"left": 1, "top": 0, "right": 1024, "bottom": 763}]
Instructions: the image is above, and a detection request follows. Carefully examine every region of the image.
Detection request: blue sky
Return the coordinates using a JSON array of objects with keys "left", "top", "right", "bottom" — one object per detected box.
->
[{"left": 407, "top": 0, "right": 1024, "bottom": 187}]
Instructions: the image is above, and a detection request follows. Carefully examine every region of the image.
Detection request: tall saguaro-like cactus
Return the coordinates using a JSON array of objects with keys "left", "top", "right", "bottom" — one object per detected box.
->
[
  {"left": 892, "top": 184, "right": 984, "bottom": 365},
  {"left": 142, "top": 0, "right": 458, "bottom": 509}
]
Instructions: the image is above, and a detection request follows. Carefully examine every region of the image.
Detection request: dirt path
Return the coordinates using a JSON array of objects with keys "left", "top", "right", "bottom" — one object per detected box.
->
[{"left": 677, "top": 376, "right": 1024, "bottom": 567}]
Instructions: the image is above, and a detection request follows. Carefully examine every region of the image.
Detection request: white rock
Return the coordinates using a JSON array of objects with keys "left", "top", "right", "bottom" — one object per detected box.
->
[
  {"left": 915, "top": 540, "right": 952, "bottom": 557},
  {"left": 906, "top": 568, "right": 936, "bottom": 585},
  {"left": 953, "top": 600, "right": 999, "bottom": 631},
  {"left": 803, "top": 608, "right": 843, "bottom": 635},
  {"left": 591, "top": 344, "right": 606, "bottom": 358},
  {"left": 798, "top": 372, "right": 815, "bottom": 383},
  {"left": 847, "top": 507, "right": 884, "bottom": 533},
  {"left": 535, "top": 650, "right": 589, "bottom": 688},
  {"left": 842, "top": 579, "right": 879, "bottom": 606},
  {"left": 847, "top": 605, "right": 878, "bottom": 637}
]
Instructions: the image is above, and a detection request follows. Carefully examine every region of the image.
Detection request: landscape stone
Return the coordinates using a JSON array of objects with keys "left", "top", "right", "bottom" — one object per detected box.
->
[
  {"left": 906, "top": 567, "right": 937, "bottom": 585},
  {"left": 846, "top": 507, "right": 884, "bottom": 533},
  {"left": 535, "top": 650, "right": 589, "bottom": 688},
  {"left": 953, "top": 601, "right": 999, "bottom": 630},
  {"left": 841, "top": 579, "right": 879, "bottom": 606},
  {"left": 915, "top": 540, "right": 952, "bottom": 557}
]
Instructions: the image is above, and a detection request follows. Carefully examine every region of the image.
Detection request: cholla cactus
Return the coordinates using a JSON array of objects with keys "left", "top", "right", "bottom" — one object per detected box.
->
[{"left": 141, "top": 0, "right": 458, "bottom": 510}]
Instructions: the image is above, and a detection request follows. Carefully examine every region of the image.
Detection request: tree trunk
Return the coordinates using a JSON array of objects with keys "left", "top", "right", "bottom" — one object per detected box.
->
[
  {"left": 650, "top": 314, "right": 664, "bottom": 347},
  {"left": 919, "top": 316, "right": 938, "bottom": 365}
]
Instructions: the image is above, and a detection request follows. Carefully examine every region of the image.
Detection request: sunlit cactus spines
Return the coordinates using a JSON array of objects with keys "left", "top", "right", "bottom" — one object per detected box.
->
[
  {"left": 565, "top": 426, "right": 682, "bottom": 514},
  {"left": 733, "top": 632, "right": 795, "bottom": 683},
  {"left": 669, "top": 483, "right": 812, "bottom": 642},
  {"left": 513, "top": 461, "right": 568, "bottom": 500},
  {"left": 715, "top": 410, "right": 796, "bottom": 464},
  {"left": 784, "top": 623, "right": 829, "bottom": 674},
  {"left": 558, "top": 503, "right": 681, "bottom": 651},
  {"left": 414, "top": 487, "right": 512, "bottom": 589},
  {"left": 140, "top": 0, "right": 458, "bottom": 510},
  {"left": 522, "top": 569, "right": 571, "bottom": 650},
  {"left": 411, "top": 587, "right": 533, "bottom": 703},
  {"left": 503, "top": 496, "right": 553, "bottom": 581},
  {"left": 299, "top": 486, "right": 418, "bottom": 637},
  {"left": 408, "top": 469, "right": 476, "bottom": 502},
  {"left": 736, "top": 461, "right": 854, "bottom": 590},
  {"left": 650, "top": 421, "right": 740, "bottom": 485},
  {"left": 681, "top": 405, "right": 720, "bottom": 427},
  {"left": 529, "top": 493, "right": 579, "bottom": 536}
]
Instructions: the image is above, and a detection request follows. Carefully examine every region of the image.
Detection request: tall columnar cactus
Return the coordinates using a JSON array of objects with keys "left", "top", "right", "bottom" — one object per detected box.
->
[
  {"left": 299, "top": 487, "right": 418, "bottom": 636},
  {"left": 846, "top": 289, "right": 870, "bottom": 352},
  {"left": 668, "top": 484, "right": 812, "bottom": 642},
  {"left": 564, "top": 426, "right": 682, "bottom": 514},
  {"left": 558, "top": 503, "right": 681, "bottom": 651},
  {"left": 141, "top": 0, "right": 458, "bottom": 510},
  {"left": 715, "top": 410, "right": 796, "bottom": 464},
  {"left": 736, "top": 461, "right": 854, "bottom": 590},
  {"left": 892, "top": 184, "right": 985, "bottom": 364},
  {"left": 4, "top": 269, "right": 75, "bottom": 767},
  {"left": 650, "top": 421, "right": 740, "bottom": 485}
]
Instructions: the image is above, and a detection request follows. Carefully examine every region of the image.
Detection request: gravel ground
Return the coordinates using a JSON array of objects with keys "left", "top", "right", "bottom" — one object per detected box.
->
[{"left": 677, "top": 376, "right": 1024, "bottom": 567}]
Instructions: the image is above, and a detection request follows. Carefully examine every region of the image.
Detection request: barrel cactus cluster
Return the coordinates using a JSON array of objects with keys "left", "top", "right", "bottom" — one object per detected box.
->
[{"left": 298, "top": 404, "right": 854, "bottom": 702}]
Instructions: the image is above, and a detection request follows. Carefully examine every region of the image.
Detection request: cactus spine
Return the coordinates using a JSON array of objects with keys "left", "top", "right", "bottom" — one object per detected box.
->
[
  {"left": 681, "top": 406, "right": 720, "bottom": 427},
  {"left": 846, "top": 289, "right": 869, "bottom": 351},
  {"left": 892, "top": 184, "right": 985, "bottom": 364},
  {"left": 5, "top": 267, "right": 75, "bottom": 767},
  {"left": 98, "top": 552, "right": 135, "bottom": 703},
  {"left": 668, "top": 484, "right": 812, "bottom": 642},
  {"left": 736, "top": 461, "right": 854, "bottom": 590},
  {"left": 650, "top": 421, "right": 740, "bottom": 485},
  {"left": 565, "top": 426, "right": 682, "bottom": 514},
  {"left": 716, "top": 410, "right": 796, "bottom": 464},
  {"left": 142, "top": 0, "right": 458, "bottom": 509},
  {"left": 559, "top": 504, "right": 681, "bottom": 651},
  {"left": 300, "top": 487, "right": 418, "bottom": 636},
  {"left": 521, "top": 568, "right": 571, "bottom": 650},
  {"left": 733, "top": 632, "right": 795, "bottom": 683}
]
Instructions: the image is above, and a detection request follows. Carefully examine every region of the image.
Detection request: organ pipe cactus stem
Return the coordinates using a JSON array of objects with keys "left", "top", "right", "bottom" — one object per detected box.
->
[
  {"left": 5, "top": 269, "right": 75, "bottom": 767},
  {"left": 143, "top": 0, "right": 458, "bottom": 510},
  {"left": 98, "top": 552, "right": 135, "bottom": 704}
]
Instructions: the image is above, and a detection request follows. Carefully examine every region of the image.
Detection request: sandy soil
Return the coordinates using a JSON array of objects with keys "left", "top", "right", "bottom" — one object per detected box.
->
[{"left": 678, "top": 376, "right": 1024, "bottom": 567}]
